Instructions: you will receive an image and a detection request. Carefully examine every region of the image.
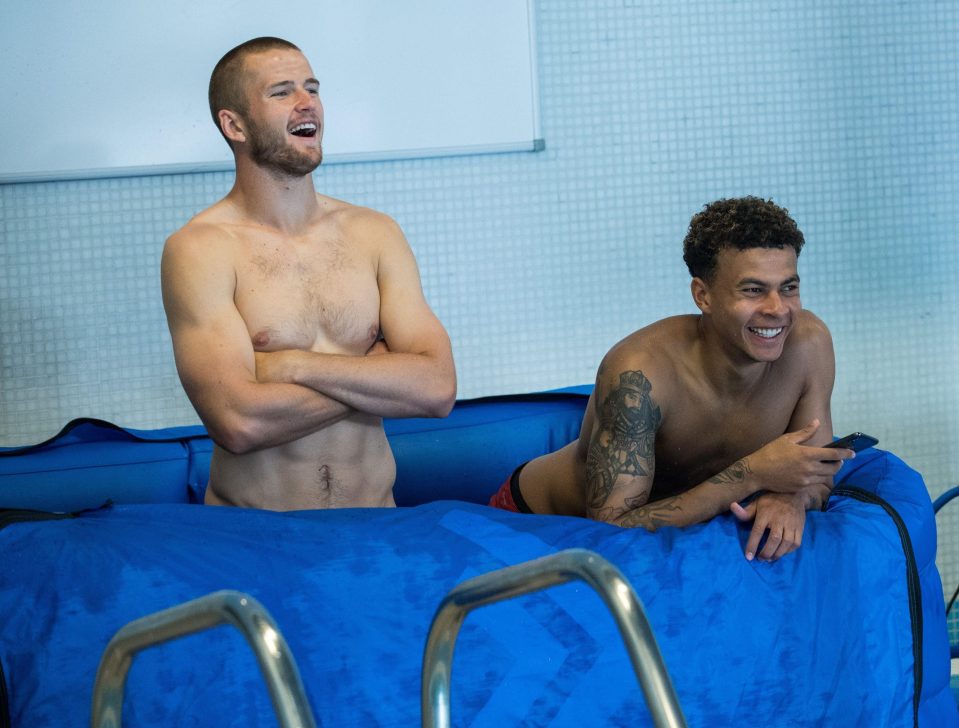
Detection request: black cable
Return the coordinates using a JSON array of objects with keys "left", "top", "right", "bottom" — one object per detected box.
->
[{"left": 946, "top": 581, "right": 959, "bottom": 617}]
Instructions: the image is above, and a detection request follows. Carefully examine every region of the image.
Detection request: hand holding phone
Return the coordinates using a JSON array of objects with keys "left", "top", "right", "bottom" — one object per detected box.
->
[
  {"left": 825, "top": 432, "right": 879, "bottom": 452},
  {"left": 821, "top": 432, "right": 878, "bottom": 463}
]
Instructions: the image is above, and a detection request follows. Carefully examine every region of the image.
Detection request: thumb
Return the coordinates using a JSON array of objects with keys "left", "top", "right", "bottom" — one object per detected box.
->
[
  {"left": 787, "top": 418, "right": 820, "bottom": 445},
  {"left": 731, "top": 501, "right": 755, "bottom": 521}
]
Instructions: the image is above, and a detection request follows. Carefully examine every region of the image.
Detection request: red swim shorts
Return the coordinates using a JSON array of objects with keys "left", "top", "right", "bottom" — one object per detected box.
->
[{"left": 487, "top": 462, "right": 533, "bottom": 514}]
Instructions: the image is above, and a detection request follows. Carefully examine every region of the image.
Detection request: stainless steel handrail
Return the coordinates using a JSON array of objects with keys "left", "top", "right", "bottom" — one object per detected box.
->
[
  {"left": 421, "top": 548, "right": 687, "bottom": 728},
  {"left": 91, "top": 589, "right": 316, "bottom": 728}
]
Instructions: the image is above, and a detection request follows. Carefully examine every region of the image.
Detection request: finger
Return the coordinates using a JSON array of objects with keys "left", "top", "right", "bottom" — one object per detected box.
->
[
  {"left": 731, "top": 501, "right": 755, "bottom": 521},
  {"left": 817, "top": 446, "right": 855, "bottom": 464},
  {"left": 758, "top": 526, "right": 784, "bottom": 561},
  {"left": 809, "top": 464, "right": 842, "bottom": 483},
  {"left": 788, "top": 418, "right": 821, "bottom": 445},
  {"left": 770, "top": 530, "right": 797, "bottom": 561},
  {"left": 744, "top": 519, "right": 767, "bottom": 561},
  {"left": 787, "top": 528, "right": 802, "bottom": 555}
]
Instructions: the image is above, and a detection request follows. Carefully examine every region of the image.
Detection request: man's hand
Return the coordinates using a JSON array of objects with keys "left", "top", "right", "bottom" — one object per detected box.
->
[
  {"left": 744, "top": 419, "right": 853, "bottom": 496},
  {"left": 255, "top": 340, "right": 388, "bottom": 386},
  {"left": 731, "top": 493, "right": 806, "bottom": 562}
]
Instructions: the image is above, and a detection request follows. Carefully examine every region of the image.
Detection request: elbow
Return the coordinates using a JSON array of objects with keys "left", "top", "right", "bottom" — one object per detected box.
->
[
  {"left": 405, "top": 351, "right": 456, "bottom": 418},
  {"left": 426, "top": 375, "right": 457, "bottom": 418},
  {"left": 408, "top": 365, "right": 456, "bottom": 418},
  {"left": 430, "top": 388, "right": 456, "bottom": 418},
  {"left": 205, "top": 414, "right": 262, "bottom": 455}
]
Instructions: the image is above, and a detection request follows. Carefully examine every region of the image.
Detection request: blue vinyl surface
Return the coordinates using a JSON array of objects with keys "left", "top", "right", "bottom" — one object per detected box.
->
[{"left": 1, "top": 447, "right": 955, "bottom": 726}]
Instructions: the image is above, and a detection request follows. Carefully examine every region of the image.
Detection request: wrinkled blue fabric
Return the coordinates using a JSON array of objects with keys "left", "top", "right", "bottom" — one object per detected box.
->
[{"left": 0, "top": 448, "right": 955, "bottom": 727}]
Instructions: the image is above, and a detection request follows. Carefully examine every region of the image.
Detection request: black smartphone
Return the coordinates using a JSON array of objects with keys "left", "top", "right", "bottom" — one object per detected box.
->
[{"left": 825, "top": 432, "right": 879, "bottom": 452}]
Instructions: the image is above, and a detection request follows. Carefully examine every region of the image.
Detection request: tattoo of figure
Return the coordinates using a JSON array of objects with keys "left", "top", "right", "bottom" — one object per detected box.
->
[
  {"left": 585, "top": 370, "right": 662, "bottom": 514},
  {"left": 707, "top": 458, "right": 751, "bottom": 486}
]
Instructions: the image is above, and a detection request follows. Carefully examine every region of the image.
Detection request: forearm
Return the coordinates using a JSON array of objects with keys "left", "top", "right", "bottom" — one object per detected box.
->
[
  {"left": 194, "top": 380, "right": 352, "bottom": 454},
  {"left": 274, "top": 349, "right": 455, "bottom": 418},
  {"left": 610, "top": 459, "right": 760, "bottom": 531},
  {"left": 616, "top": 459, "right": 835, "bottom": 530},
  {"left": 613, "top": 480, "right": 755, "bottom": 530}
]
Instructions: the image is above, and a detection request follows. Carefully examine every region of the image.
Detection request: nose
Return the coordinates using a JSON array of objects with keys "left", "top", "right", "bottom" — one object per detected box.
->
[
  {"left": 761, "top": 291, "right": 788, "bottom": 316},
  {"left": 293, "top": 86, "right": 316, "bottom": 110}
]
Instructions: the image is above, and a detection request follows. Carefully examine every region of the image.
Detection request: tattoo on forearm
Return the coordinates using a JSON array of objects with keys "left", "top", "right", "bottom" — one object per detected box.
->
[
  {"left": 618, "top": 495, "right": 683, "bottom": 531},
  {"left": 585, "top": 370, "right": 662, "bottom": 512},
  {"left": 708, "top": 458, "right": 751, "bottom": 486}
]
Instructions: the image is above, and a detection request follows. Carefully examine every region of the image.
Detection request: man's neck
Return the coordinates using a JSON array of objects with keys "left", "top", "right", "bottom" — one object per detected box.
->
[
  {"left": 695, "top": 316, "right": 772, "bottom": 397},
  {"left": 227, "top": 157, "right": 321, "bottom": 234}
]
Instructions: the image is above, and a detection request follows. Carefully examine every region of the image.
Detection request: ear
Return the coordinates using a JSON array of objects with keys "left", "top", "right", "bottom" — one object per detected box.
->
[
  {"left": 690, "top": 277, "right": 710, "bottom": 313},
  {"left": 218, "top": 109, "right": 247, "bottom": 145}
]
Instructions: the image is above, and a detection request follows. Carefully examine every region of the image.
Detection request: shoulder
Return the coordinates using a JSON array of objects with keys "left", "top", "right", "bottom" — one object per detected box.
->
[
  {"left": 161, "top": 208, "right": 243, "bottom": 296},
  {"left": 780, "top": 309, "right": 836, "bottom": 392},
  {"left": 319, "top": 195, "right": 406, "bottom": 247},
  {"left": 603, "top": 315, "right": 697, "bottom": 377},
  {"left": 163, "top": 202, "right": 239, "bottom": 261},
  {"left": 787, "top": 309, "right": 834, "bottom": 358},
  {"left": 595, "top": 316, "right": 695, "bottom": 404}
]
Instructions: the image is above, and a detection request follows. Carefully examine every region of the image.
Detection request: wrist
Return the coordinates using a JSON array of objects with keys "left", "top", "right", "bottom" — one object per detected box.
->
[
  {"left": 708, "top": 456, "right": 760, "bottom": 501},
  {"left": 738, "top": 455, "right": 762, "bottom": 496},
  {"left": 279, "top": 349, "right": 305, "bottom": 385}
]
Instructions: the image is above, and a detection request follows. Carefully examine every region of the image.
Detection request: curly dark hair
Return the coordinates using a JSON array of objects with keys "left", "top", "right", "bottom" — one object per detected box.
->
[
  {"left": 682, "top": 197, "right": 805, "bottom": 280},
  {"left": 208, "top": 37, "right": 301, "bottom": 148}
]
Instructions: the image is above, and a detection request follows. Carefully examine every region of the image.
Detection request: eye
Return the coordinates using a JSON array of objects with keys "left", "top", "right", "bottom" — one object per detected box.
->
[
  {"left": 271, "top": 90, "right": 289, "bottom": 98},
  {"left": 782, "top": 284, "right": 800, "bottom": 295}
]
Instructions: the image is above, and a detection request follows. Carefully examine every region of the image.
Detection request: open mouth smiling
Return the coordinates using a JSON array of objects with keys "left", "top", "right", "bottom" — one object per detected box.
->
[
  {"left": 289, "top": 122, "right": 318, "bottom": 138},
  {"left": 748, "top": 326, "right": 784, "bottom": 339}
]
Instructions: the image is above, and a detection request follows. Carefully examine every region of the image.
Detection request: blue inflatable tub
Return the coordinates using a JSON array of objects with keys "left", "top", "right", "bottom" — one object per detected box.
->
[{"left": 0, "top": 389, "right": 955, "bottom": 726}]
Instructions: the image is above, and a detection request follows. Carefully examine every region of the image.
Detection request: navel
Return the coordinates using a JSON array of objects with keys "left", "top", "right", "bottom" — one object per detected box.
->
[{"left": 317, "top": 464, "right": 333, "bottom": 491}]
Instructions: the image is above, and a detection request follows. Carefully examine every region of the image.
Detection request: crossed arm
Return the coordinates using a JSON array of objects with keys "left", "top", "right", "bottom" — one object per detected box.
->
[
  {"left": 161, "top": 215, "right": 455, "bottom": 454},
  {"left": 250, "top": 216, "right": 456, "bottom": 420}
]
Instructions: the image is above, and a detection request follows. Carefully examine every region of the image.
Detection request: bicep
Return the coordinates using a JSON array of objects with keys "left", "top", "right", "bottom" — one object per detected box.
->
[
  {"left": 374, "top": 224, "right": 451, "bottom": 358},
  {"left": 584, "top": 363, "right": 662, "bottom": 521},
  {"left": 786, "top": 317, "right": 837, "bottom": 445},
  {"left": 161, "top": 239, "right": 256, "bottom": 410}
]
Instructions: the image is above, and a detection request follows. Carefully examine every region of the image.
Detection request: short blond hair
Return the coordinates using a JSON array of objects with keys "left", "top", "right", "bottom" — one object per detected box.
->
[{"left": 208, "top": 37, "right": 301, "bottom": 147}]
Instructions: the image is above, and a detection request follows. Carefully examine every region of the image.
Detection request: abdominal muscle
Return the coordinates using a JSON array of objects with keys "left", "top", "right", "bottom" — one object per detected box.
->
[{"left": 205, "top": 412, "right": 397, "bottom": 511}]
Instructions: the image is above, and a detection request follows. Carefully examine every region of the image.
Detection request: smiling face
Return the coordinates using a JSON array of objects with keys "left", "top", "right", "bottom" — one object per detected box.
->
[
  {"left": 238, "top": 48, "right": 325, "bottom": 176},
  {"left": 692, "top": 246, "right": 801, "bottom": 364}
]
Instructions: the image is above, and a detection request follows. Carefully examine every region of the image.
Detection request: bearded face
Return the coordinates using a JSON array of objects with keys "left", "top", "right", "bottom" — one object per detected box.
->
[{"left": 245, "top": 112, "right": 323, "bottom": 178}]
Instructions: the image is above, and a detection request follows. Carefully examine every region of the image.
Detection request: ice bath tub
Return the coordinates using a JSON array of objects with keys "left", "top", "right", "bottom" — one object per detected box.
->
[{"left": 1, "top": 389, "right": 955, "bottom": 726}]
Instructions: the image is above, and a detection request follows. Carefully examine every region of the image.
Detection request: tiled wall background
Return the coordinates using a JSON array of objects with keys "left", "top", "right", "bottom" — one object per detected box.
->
[{"left": 2, "top": 1, "right": 958, "bottom": 597}]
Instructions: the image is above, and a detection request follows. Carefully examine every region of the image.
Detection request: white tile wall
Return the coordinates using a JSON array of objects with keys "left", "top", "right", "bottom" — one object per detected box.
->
[{"left": 2, "top": 0, "right": 958, "bottom": 599}]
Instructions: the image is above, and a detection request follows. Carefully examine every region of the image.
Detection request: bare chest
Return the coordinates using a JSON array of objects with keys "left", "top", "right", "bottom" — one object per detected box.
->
[
  {"left": 654, "top": 378, "right": 804, "bottom": 493},
  {"left": 234, "top": 239, "right": 380, "bottom": 355}
]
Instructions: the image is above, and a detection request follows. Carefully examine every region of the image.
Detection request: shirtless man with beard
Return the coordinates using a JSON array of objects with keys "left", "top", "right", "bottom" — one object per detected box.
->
[
  {"left": 162, "top": 37, "right": 456, "bottom": 510},
  {"left": 489, "top": 197, "right": 855, "bottom": 561}
]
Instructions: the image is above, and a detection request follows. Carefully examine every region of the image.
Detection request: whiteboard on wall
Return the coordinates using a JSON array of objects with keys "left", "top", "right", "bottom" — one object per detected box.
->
[{"left": 0, "top": 0, "right": 541, "bottom": 183}]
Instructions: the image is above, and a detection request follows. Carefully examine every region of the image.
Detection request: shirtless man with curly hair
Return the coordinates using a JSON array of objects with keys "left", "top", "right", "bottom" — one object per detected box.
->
[{"left": 489, "top": 197, "right": 854, "bottom": 561}]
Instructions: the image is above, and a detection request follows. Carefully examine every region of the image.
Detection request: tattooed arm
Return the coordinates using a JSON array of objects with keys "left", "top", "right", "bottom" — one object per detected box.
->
[
  {"left": 585, "top": 365, "right": 850, "bottom": 532},
  {"left": 584, "top": 367, "right": 762, "bottom": 530}
]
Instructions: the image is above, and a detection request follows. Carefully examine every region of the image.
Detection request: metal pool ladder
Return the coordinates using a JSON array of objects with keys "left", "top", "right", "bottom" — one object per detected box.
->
[
  {"left": 421, "top": 547, "right": 687, "bottom": 728},
  {"left": 90, "top": 589, "right": 316, "bottom": 728}
]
